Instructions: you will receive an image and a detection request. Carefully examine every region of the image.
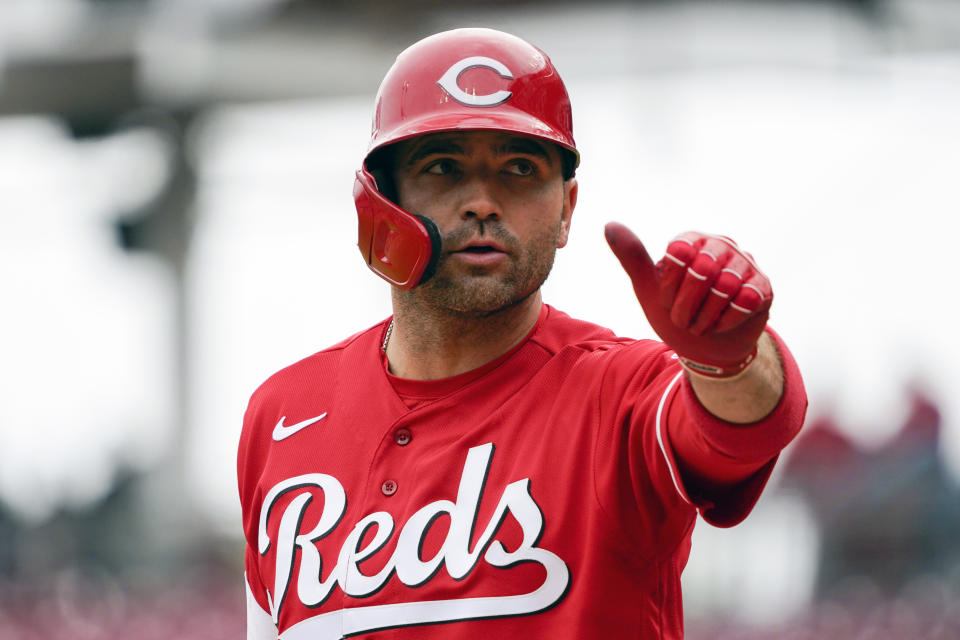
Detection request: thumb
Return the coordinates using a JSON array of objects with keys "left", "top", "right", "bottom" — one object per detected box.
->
[{"left": 604, "top": 222, "right": 659, "bottom": 307}]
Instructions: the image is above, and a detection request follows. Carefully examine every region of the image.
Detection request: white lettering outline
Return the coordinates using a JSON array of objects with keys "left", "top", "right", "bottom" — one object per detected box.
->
[
  {"left": 258, "top": 474, "right": 347, "bottom": 622},
  {"left": 257, "top": 443, "right": 570, "bottom": 637}
]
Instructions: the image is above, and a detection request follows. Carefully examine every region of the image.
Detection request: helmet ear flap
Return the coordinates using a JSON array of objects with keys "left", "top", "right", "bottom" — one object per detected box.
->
[
  {"left": 354, "top": 168, "right": 440, "bottom": 289},
  {"left": 412, "top": 214, "right": 441, "bottom": 284}
]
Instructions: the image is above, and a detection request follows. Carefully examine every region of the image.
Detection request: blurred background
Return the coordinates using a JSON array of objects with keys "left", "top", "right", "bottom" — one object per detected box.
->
[{"left": 1, "top": 0, "right": 959, "bottom": 637}]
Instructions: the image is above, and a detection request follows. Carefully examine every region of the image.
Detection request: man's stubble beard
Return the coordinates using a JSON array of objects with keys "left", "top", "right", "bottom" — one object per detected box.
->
[{"left": 411, "top": 219, "right": 562, "bottom": 318}]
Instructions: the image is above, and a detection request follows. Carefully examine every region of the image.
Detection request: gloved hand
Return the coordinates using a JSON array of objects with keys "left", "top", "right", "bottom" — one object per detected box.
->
[{"left": 604, "top": 223, "right": 772, "bottom": 378}]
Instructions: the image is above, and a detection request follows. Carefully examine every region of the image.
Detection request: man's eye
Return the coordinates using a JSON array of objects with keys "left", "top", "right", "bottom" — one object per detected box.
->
[
  {"left": 425, "top": 159, "right": 455, "bottom": 175},
  {"left": 507, "top": 160, "right": 535, "bottom": 176}
]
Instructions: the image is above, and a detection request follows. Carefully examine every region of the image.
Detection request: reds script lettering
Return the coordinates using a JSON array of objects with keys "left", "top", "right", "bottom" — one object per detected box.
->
[{"left": 257, "top": 443, "right": 570, "bottom": 637}]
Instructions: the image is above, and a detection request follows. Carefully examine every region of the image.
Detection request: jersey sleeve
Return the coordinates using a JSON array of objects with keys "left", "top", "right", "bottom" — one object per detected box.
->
[
  {"left": 591, "top": 327, "right": 807, "bottom": 557},
  {"left": 591, "top": 342, "right": 700, "bottom": 560},
  {"left": 661, "top": 326, "right": 807, "bottom": 527}
]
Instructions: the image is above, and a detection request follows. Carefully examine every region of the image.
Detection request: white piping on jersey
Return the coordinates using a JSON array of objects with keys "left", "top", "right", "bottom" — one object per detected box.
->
[{"left": 655, "top": 371, "right": 693, "bottom": 506}]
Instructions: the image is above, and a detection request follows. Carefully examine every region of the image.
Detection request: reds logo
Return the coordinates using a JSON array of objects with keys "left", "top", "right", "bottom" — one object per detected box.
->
[
  {"left": 437, "top": 57, "right": 514, "bottom": 107},
  {"left": 258, "top": 443, "right": 569, "bottom": 638}
]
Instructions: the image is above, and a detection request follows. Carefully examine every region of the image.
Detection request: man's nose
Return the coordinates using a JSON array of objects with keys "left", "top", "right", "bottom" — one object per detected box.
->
[{"left": 459, "top": 175, "right": 501, "bottom": 222}]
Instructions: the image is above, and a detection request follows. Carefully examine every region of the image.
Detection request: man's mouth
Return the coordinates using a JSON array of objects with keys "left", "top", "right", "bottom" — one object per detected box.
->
[
  {"left": 449, "top": 241, "right": 509, "bottom": 266},
  {"left": 453, "top": 239, "right": 508, "bottom": 253}
]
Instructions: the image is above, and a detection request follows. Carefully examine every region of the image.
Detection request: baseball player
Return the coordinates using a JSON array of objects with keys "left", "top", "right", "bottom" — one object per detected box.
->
[{"left": 238, "top": 28, "right": 807, "bottom": 639}]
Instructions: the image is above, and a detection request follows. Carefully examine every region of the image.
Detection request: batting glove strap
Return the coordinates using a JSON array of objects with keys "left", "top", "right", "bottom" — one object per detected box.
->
[{"left": 679, "top": 343, "right": 758, "bottom": 379}]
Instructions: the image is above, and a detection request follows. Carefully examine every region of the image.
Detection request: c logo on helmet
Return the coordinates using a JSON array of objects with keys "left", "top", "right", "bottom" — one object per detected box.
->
[{"left": 437, "top": 56, "right": 514, "bottom": 107}]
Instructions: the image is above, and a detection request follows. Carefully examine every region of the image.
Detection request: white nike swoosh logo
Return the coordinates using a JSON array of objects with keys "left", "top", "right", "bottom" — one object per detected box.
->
[{"left": 272, "top": 413, "right": 327, "bottom": 441}]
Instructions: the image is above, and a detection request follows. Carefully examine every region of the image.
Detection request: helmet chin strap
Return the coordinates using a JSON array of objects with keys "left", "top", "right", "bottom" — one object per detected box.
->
[{"left": 354, "top": 168, "right": 442, "bottom": 289}]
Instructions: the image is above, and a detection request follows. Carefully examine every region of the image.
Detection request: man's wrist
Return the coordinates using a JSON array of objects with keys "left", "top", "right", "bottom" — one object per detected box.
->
[
  {"left": 678, "top": 343, "right": 758, "bottom": 379},
  {"left": 683, "top": 332, "right": 784, "bottom": 423}
]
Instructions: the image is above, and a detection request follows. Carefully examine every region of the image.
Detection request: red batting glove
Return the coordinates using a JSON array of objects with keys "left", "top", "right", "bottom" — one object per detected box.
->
[{"left": 604, "top": 223, "right": 773, "bottom": 378}]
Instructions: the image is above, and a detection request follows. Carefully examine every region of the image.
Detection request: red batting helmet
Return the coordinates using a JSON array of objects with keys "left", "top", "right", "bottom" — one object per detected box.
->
[{"left": 354, "top": 28, "right": 579, "bottom": 288}]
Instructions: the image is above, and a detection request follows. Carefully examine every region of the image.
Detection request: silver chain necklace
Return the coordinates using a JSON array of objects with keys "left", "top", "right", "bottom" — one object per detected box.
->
[{"left": 381, "top": 319, "right": 394, "bottom": 353}]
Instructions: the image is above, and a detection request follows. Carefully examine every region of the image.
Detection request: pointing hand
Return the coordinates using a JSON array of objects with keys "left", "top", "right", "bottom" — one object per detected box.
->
[{"left": 604, "top": 223, "right": 772, "bottom": 377}]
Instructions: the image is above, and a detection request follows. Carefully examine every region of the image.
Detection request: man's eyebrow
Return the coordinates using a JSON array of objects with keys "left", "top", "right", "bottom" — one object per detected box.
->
[
  {"left": 401, "top": 136, "right": 555, "bottom": 166},
  {"left": 404, "top": 140, "right": 465, "bottom": 166},
  {"left": 497, "top": 139, "right": 553, "bottom": 163}
]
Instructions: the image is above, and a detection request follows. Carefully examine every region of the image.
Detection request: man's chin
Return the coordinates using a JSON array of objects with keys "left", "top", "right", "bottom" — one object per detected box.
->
[{"left": 422, "top": 276, "right": 532, "bottom": 315}]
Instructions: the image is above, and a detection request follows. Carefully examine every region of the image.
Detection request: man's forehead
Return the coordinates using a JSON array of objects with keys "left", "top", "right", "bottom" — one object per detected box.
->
[{"left": 398, "top": 131, "right": 556, "bottom": 163}]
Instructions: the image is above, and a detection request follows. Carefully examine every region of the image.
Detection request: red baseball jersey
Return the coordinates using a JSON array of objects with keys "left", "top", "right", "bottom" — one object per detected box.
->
[{"left": 238, "top": 304, "right": 806, "bottom": 639}]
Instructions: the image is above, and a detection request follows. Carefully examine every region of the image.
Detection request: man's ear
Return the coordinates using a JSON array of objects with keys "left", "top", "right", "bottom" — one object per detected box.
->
[{"left": 557, "top": 178, "right": 578, "bottom": 248}]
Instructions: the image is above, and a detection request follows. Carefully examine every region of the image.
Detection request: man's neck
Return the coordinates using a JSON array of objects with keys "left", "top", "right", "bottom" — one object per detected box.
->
[{"left": 384, "top": 292, "right": 543, "bottom": 380}]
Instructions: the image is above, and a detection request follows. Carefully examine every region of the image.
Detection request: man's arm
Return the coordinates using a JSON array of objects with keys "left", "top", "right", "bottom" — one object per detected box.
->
[{"left": 605, "top": 222, "right": 804, "bottom": 502}]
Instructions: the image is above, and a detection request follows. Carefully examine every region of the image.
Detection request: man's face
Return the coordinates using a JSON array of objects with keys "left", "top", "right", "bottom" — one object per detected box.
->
[{"left": 391, "top": 131, "right": 578, "bottom": 316}]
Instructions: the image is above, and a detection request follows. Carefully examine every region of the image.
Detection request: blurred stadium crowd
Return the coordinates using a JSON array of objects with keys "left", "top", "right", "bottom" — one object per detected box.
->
[
  {"left": 688, "top": 390, "right": 960, "bottom": 638},
  {"left": 0, "top": 572, "right": 243, "bottom": 639}
]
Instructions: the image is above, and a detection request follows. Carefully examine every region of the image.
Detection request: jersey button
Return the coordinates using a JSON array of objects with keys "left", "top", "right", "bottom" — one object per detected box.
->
[
  {"left": 394, "top": 428, "right": 412, "bottom": 446},
  {"left": 381, "top": 480, "right": 398, "bottom": 496}
]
